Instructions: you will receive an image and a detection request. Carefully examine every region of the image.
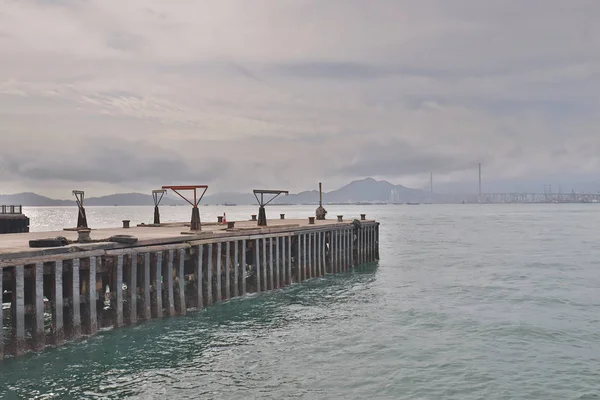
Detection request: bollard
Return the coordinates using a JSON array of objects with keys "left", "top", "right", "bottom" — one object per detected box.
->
[
  {"left": 308, "top": 216, "right": 315, "bottom": 224},
  {"left": 280, "top": 214, "right": 285, "bottom": 220},
  {"left": 251, "top": 215, "right": 257, "bottom": 221},
  {"left": 360, "top": 214, "right": 366, "bottom": 221},
  {"left": 337, "top": 215, "right": 343, "bottom": 222},
  {"left": 227, "top": 221, "right": 235, "bottom": 229},
  {"left": 122, "top": 220, "right": 130, "bottom": 228},
  {"left": 217, "top": 216, "right": 223, "bottom": 223},
  {"left": 77, "top": 228, "right": 91, "bottom": 243}
]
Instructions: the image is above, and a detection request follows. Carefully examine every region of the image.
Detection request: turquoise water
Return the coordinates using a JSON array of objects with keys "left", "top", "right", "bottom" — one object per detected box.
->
[{"left": 2, "top": 204, "right": 600, "bottom": 399}]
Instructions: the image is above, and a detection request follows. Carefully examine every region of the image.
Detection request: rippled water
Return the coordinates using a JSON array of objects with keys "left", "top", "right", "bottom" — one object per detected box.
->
[{"left": 2, "top": 204, "right": 600, "bottom": 399}]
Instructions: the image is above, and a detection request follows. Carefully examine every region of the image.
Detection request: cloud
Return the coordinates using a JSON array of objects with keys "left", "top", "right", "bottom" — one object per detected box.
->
[{"left": 1, "top": 0, "right": 600, "bottom": 196}]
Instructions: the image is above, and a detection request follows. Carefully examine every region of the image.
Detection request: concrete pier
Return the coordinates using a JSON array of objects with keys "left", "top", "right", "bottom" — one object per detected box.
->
[{"left": 0, "top": 217, "right": 379, "bottom": 360}]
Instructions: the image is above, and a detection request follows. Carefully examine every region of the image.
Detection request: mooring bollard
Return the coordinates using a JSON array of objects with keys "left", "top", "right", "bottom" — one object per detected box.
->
[
  {"left": 308, "top": 216, "right": 315, "bottom": 224},
  {"left": 227, "top": 221, "right": 235, "bottom": 229},
  {"left": 251, "top": 215, "right": 257, "bottom": 221},
  {"left": 77, "top": 228, "right": 91, "bottom": 243},
  {"left": 360, "top": 214, "right": 366, "bottom": 221},
  {"left": 122, "top": 220, "right": 130, "bottom": 228},
  {"left": 337, "top": 215, "right": 343, "bottom": 222},
  {"left": 217, "top": 216, "right": 223, "bottom": 223},
  {"left": 280, "top": 213, "right": 285, "bottom": 220}
]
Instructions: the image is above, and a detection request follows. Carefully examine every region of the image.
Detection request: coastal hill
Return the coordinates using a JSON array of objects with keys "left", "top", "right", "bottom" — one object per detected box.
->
[{"left": 0, "top": 178, "right": 438, "bottom": 206}]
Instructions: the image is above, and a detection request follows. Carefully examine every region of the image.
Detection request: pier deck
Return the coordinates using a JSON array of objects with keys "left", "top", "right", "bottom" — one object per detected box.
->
[
  {"left": 0, "top": 218, "right": 361, "bottom": 260},
  {"left": 0, "top": 216, "right": 380, "bottom": 360}
]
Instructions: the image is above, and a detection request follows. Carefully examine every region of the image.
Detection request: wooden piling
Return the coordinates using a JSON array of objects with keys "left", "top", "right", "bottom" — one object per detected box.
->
[
  {"left": 154, "top": 252, "right": 163, "bottom": 318},
  {"left": 130, "top": 253, "right": 138, "bottom": 323},
  {"left": 177, "top": 249, "right": 186, "bottom": 315},
  {"left": 233, "top": 241, "right": 239, "bottom": 297},
  {"left": 307, "top": 233, "right": 312, "bottom": 279},
  {"left": 225, "top": 242, "right": 231, "bottom": 300},
  {"left": 88, "top": 256, "right": 98, "bottom": 334},
  {"left": 15, "top": 265, "right": 25, "bottom": 356},
  {"left": 144, "top": 253, "right": 151, "bottom": 319},
  {"left": 33, "top": 262, "right": 45, "bottom": 351},
  {"left": 302, "top": 234, "right": 307, "bottom": 281},
  {"left": 53, "top": 260, "right": 64, "bottom": 345},
  {"left": 241, "top": 239, "right": 247, "bottom": 295},
  {"left": 275, "top": 237, "right": 280, "bottom": 289},
  {"left": 297, "top": 235, "right": 301, "bottom": 283},
  {"left": 254, "top": 239, "right": 261, "bottom": 292},
  {"left": 262, "top": 238, "right": 267, "bottom": 291},
  {"left": 196, "top": 245, "right": 204, "bottom": 309},
  {"left": 0, "top": 268, "right": 3, "bottom": 359},
  {"left": 71, "top": 259, "right": 82, "bottom": 337},
  {"left": 269, "top": 238, "right": 274, "bottom": 290},
  {"left": 116, "top": 255, "right": 124, "bottom": 326},
  {"left": 207, "top": 244, "right": 213, "bottom": 304},
  {"left": 287, "top": 236, "right": 292, "bottom": 285}
]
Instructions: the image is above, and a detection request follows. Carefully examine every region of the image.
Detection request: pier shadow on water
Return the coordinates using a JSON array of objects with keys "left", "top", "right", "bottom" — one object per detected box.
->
[{"left": 0, "top": 262, "right": 379, "bottom": 399}]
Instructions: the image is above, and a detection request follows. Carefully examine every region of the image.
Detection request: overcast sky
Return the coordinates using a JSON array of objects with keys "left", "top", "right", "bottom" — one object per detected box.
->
[{"left": 1, "top": 0, "right": 599, "bottom": 197}]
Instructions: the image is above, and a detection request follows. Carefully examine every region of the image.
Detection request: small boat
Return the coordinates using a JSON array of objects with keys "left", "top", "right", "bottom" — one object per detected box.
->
[{"left": 406, "top": 202, "right": 420, "bottom": 205}]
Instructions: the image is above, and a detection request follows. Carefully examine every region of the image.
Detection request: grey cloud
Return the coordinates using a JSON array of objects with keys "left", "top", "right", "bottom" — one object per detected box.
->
[
  {"left": 336, "top": 140, "right": 479, "bottom": 178},
  {"left": 2, "top": 0, "right": 600, "bottom": 196}
]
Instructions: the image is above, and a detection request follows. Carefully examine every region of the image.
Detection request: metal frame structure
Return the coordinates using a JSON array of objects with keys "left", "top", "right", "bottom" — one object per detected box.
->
[
  {"left": 152, "top": 189, "right": 167, "bottom": 225},
  {"left": 253, "top": 189, "right": 289, "bottom": 226},
  {"left": 316, "top": 182, "right": 327, "bottom": 220},
  {"left": 72, "top": 190, "right": 88, "bottom": 229},
  {"left": 162, "top": 185, "right": 208, "bottom": 230}
]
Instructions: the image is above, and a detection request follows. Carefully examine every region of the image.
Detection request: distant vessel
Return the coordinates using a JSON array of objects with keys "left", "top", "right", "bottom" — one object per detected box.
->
[
  {"left": 406, "top": 202, "right": 420, "bottom": 205},
  {"left": 223, "top": 203, "right": 236, "bottom": 206}
]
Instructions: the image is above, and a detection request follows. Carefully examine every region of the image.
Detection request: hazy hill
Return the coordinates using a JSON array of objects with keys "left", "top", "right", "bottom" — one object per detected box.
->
[
  {"left": 0, "top": 178, "right": 440, "bottom": 206},
  {"left": 0, "top": 192, "right": 73, "bottom": 206},
  {"left": 0, "top": 192, "right": 185, "bottom": 207}
]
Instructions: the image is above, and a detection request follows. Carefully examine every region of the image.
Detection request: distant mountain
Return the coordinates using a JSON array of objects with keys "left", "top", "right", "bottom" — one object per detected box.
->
[
  {"left": 0, "top": 178, "right": 443, "bottom": 207},
  {"left": 206, "top": 178, "right": 436, "bottom": 204},
  {"left": 0, "top": 192, "right": 73, "bottom": 206},
  {"left": 0, "top": 192, "right": 185, "bottom": 207}
]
